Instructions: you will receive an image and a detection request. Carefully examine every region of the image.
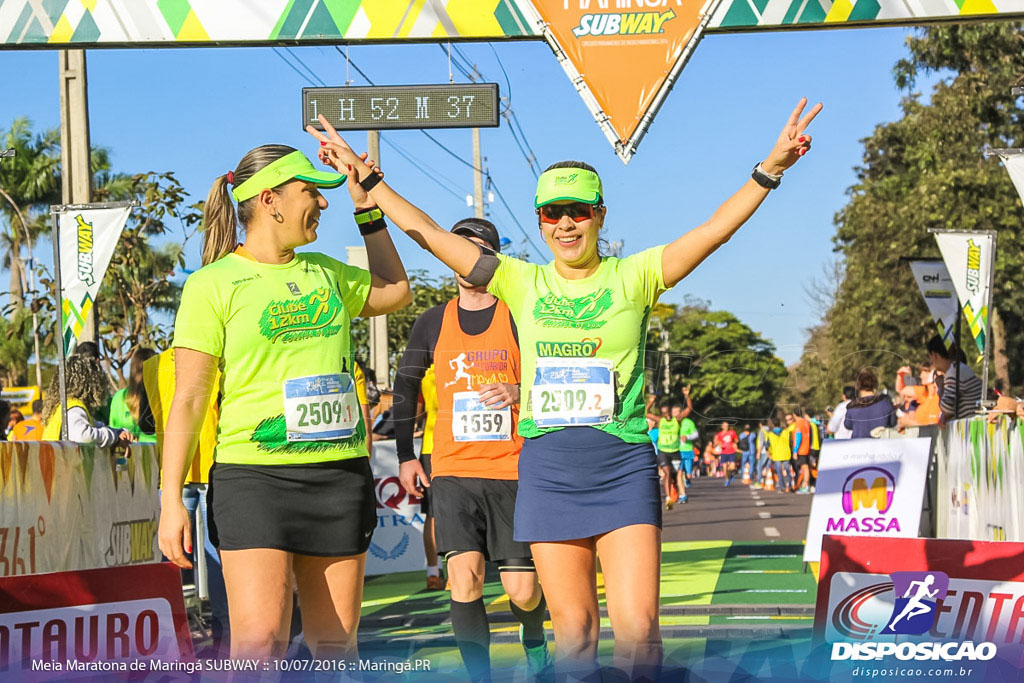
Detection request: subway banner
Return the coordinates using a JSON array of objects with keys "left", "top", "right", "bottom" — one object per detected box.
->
[
  {"left": 816, "top": 535, "right": 1024, "bottom": 677},
  {"left": 803, "top": 438, "right": 931, "bottom": 563},
  {"left": 0, "top": 442, "right": 161, "bottom": 576},
  {"left": 54, "top": 204, "right": 131, "bottom": 355},
  {"left": 933, "top": 230, "right": 996, "bottom": 356},
  {"left": 0, "top": 564, "right": 193, "bottom": 676}
]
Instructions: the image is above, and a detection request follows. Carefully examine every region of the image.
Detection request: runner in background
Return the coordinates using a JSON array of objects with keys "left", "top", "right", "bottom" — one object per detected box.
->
[
  {"left": 786, "top": 410, "right": 812, "bottom": 493},
  {"left": 802, "top": 408, "right": 821, "bottom": 492},
  {"left": 160, "top": 144, "right": 411, "bottom": 661},
  {"left": 752, "top": 421, "right": 772, "bottom": 489},
  {"left": 646, "top": 397, "right": 676, "bottom": 509},
  {"left": 675, "top": 388, "right": 697, "bottom": 503},
  {"left": 415, "top": 366, "right": 443, "bottom": 590},
  {"left": 312, "top": 96, "right": 821, "bottom": 680},
  {"left": 394, "top": 219, "right": 551, "bottom": 681},
  {"left": 767, "top": 420, "right": 793, "bottom": 493},
  {"left": 737, "top": 424, "right": 756, "bottom": 485},
  {"left": 714, "top": 422, "right": 739, "bottom": 484},
  {"left": 653, "top": 401, "right": 680, "bottom": 509}
]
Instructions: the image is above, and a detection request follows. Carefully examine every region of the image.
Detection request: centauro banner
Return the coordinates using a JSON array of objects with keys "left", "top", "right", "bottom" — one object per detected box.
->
[
  {"left": 56, "top": 205, "right": 131, "bottom": 355},
  {"left": 907, "top": 259, "right": 958, "bottom": 347},
  {"left": 933, "top": 230, "right": 995, "bottom": 356}
]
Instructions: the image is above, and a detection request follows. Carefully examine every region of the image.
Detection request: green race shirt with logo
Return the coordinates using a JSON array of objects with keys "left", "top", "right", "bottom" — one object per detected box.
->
[
  {"left": 679, "top": 417, "right": 698, "bottom": 453},
  {"left": 657, "top": 417, "right": 680, "bottom": 453},
  {"left": 173, "top": 252, "right": 371, "bottom": 465},
  {"left": 487, "top": 246, "right": 667, "bottom": 443}
]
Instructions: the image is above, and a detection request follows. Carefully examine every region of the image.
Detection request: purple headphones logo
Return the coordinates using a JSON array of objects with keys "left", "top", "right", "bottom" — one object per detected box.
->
[{"left": 842, "top": 467, "right": 896, "bottom": 515}]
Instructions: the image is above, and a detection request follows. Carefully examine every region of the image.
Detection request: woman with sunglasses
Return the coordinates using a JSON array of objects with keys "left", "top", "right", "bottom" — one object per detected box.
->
[
  {"left": 159, "top": 144, "right": 410, "bottom": 661},
  {"left": 308, "top": 97, "right": 821, "bottom": 679}
]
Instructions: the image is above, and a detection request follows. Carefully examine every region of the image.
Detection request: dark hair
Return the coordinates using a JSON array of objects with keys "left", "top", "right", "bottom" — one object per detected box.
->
[
  {"left": 31, "top": 399, "right": 43, "bottom": 414},
  {"left": 843, "top": 385, "right": 856, "bottom": 401},
  {"left": 203, "top": 144, "right": 296, "bottom": 265},
  {"left": 856, "top": 368, "right": 879, "bottom": 394},
  {"left": 926, "top": 334, "right": 949, "bottom": 360},
  {"left": 125, "top": 347, "right": 157, "bottom": 422},
  {"left": 671, "top": 403, "right": 683, "bottom": 410}
]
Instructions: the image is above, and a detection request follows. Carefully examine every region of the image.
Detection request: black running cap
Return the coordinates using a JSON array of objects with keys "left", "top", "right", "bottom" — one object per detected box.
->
[{"left": 451, "top": 218, "right": 501, "bottom": 252}]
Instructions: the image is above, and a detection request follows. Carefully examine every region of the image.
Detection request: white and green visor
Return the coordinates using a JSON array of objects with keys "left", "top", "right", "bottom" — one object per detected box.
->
[
  {"left": 231, "top": 150, "right": 346, "bottom": 203},
  {"left": 534, "top": 167, "right": 603, "bottom": 207}
]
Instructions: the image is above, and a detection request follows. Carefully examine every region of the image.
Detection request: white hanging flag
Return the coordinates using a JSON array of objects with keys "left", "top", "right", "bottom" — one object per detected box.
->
[
  {"left": 933, "top": 231, "right": 995, "bottom": 356},
  {"left": 907, "top": 260, "right": 957, "bottom": 347},
  {"left": 56, "top": 205, "right": 132, "bottom": 354},
  {"left": 996, "top": 151, "right": 1024, "bottom": 207}
]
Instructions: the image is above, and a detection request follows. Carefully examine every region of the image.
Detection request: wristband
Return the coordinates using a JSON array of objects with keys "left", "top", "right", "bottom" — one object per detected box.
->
[
  {"left": 358, "top": 217, "right": 388, "bottom": 237},
  {"left": 751, "top": 163, "right": 782, "bottom": 190},
  {"left": 359, "top": 172, "right": 383, "bottom": 192},
  {"left": 354, "top": 207, "right": 383, "bottom": 225}
]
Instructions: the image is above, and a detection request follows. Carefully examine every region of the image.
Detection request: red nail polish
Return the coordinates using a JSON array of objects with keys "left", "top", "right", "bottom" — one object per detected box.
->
[
  {"left": 347, "top": 165, "right": 352, "bottom": 171},
  {"left": 320, "top": 141, "right": 327, "bottom": 146},
  {"left": 799, "top": 136, "right": 806, "bottom": 143}
]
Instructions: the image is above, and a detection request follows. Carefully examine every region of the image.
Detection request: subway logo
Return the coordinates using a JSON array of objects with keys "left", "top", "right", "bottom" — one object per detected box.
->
[{"left": 572, "top": 10, "right": 675, "bottom": 37}]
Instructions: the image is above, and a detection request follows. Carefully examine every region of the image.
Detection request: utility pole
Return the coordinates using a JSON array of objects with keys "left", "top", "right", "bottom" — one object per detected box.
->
[
  {"left": 472, "top": 128, "right": 484, "bottom": 218},
  {"left": 59, "top": 49, "right": 95, "bottom": 343},
  {"left": 365, "top": 130, "right": 389, "bottom": 386}
]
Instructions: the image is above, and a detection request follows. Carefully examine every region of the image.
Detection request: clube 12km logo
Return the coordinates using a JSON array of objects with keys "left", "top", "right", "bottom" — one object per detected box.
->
[{"left": 830, "top": 571, "right": 997, "bottom": 662}]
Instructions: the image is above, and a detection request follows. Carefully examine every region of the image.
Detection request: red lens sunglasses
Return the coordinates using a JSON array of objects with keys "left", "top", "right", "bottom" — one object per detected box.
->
[{"left": 536, "top": 202, "right": 599, "bottom": 224}]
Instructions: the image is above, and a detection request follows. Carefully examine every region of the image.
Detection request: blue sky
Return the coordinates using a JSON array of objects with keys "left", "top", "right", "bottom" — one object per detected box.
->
[{"left": 0, "top": 26, "right": 928, "bottom": 364}]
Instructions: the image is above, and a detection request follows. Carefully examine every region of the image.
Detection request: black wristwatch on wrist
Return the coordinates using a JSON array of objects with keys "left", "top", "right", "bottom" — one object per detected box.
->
[{"left": 751, "top": 163, "right": 782, "bottom": 190}]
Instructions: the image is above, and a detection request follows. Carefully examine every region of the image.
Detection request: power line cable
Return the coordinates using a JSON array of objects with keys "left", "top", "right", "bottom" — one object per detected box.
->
[{"left": 273, "top": 48, "right": 322, "bottom": 86}]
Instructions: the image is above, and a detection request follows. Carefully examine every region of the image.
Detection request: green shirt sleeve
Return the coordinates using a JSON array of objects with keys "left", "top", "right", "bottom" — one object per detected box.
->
[
  {"left": 487, "top": 254, "right": 535, "bottom": 312},
  {"left": 172, "top": 269, "right": 226, "bottom": 357},
  {"left": 319, "top": 254, "right": 372, "bottom": 319},
  {"left": 623, "top": 245, "right": 668, "bottom": 305}
]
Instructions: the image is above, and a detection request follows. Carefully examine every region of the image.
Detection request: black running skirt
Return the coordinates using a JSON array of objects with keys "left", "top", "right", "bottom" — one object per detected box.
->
[{"left": 208, "top": 457, "right": 376, "bottom": 556}]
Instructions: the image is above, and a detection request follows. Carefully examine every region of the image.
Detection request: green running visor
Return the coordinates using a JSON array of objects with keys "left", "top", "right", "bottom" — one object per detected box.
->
[
  {"left": 534, "top": 167, "right": 603, "bottom": 207},
  {"left": 231, "top": 150, "right": 346, "bottom": 203}
]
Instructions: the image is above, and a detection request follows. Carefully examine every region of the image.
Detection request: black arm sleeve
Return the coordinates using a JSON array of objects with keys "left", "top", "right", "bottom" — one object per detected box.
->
[{"left": 393, "top": 305, "right": 443, "bottom": 463}]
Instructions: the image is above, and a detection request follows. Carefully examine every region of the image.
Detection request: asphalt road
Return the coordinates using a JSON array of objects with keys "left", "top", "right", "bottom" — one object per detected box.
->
[{"left": 662, "top": 475, "right": 814, "bottom": 542}]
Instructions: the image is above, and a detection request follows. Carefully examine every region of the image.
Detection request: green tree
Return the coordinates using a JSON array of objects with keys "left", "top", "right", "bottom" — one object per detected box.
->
[
  {"left": 792, "top": 23, "right": 1024, "bottom": 400},
  {"left": 649, "top": 298, "right": 789, "bottom": 428},
  {"left": 95, "top": 172, "right": 201, "bottom": 383}
]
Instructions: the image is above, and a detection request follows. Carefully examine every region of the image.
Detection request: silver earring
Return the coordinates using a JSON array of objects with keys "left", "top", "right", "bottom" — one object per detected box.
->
[{"left": 273, "top": 210, "right": 284, "bottom": 223}]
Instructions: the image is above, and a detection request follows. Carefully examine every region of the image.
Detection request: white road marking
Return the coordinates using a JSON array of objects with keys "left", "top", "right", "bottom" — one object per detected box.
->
[
  {"left": 763, "top": 526, "right": 780, "bottom": 537},
  {"left": 758, "top": 512, "right": 771, "bottom": 519},
  {"left": 755, "top": 501, "right": 766, "bottom": 507}
]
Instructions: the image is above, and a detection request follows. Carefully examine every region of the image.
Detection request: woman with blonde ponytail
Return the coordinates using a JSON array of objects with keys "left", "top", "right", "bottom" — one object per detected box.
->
[{"left": 158, "top": 142, "right": 411, "bottom": 662}]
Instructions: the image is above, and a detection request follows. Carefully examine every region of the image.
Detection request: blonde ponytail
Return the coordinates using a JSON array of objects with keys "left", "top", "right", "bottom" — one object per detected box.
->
[
  {"left": 201, "top": 144, "right": 298, "bottom": 266},
  {"left": 202, "top": 175, "right": 238, "bottom": 266}
]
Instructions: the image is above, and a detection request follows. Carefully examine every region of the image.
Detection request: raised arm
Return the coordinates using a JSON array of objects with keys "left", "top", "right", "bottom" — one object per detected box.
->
[
  {"left": 308, "top": 118, "right": 483, "bottom": 281},
  {"left": 661, "top": 98, "right": 822, "bottom": 288}
]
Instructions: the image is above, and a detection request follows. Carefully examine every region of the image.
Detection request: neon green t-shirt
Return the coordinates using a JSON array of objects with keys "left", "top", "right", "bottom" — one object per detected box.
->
[
  {"left": 657, "top": 417, "right": 680, "bottom": 453},
  {"left": 487, "top": 246, "right": 667, "bottom": 443},
  {"left": 679, "top": 417, "right": 698, "bottom": 453},
  {"left": 172, "top": 252, "right": 372, "bottom": 466}
]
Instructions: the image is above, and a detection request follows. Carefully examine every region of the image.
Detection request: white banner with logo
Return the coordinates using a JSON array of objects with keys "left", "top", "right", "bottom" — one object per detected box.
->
[
  {"left": 998, "top": 150, "right": 1024, "bottom": 210},
  {"left": 908, "top": 259, "right": 958, "bottom": 346},
  {"left": 367, "top": 440, "right": 426, "bottom": 576},
  {"left": 933, "top": 230, "right": 995, "bottom": 356},
  {"left": 0, "top": 441, "right": 160, "bottom": 575},
  {"left": 803, "top": 438, "right": 932, "bottom": 562},
  {"left": 55, "top": 204, "right": 131, "bottom": 354}
]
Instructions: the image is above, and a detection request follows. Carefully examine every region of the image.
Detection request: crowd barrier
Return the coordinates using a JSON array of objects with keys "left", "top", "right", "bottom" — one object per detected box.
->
[
  {"left": 935, "top": 415, "right": 1024, "bottom": 542},
  {"left": 0, "top": 441, "right": 160, "bottom": 576}
]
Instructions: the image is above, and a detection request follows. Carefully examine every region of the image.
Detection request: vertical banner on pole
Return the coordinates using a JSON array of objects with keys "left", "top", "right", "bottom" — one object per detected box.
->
[
  {"left": 54, "top": 203, "right": 132, "bottom": 354},
  {"left": 907, "top": 259, "right": 958, "bottom": 347},
  {"left": 932, "top": 231, "right": 995, "bottom": 357}
]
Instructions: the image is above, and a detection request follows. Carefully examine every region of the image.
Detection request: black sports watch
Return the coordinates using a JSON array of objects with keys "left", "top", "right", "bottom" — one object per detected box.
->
[{"left": 751, "top": 163, "right": 782, "bottom": 190}]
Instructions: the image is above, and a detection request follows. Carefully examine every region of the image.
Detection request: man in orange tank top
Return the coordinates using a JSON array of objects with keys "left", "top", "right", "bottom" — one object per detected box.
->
[{"left": 394, "top": 218, "right": 551, "bottom": 681}]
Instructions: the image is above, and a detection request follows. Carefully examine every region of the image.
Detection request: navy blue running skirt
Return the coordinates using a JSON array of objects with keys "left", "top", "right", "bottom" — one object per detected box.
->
[{"left": 514, "top": 427, "right": 661, "bottom": 542}]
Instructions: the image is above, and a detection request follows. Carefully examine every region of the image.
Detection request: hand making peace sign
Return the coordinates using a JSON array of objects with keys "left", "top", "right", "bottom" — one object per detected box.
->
[
  {"left": 305, "top": 114, "right": 383, "bottom": 209},
  {"left": 763, "top": 97, "right": 823, "bottom": 175}
]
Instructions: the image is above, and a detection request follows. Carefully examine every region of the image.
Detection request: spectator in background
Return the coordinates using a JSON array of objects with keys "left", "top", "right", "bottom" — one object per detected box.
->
[
  {"left": 8, "top": 409, "right": 24, "bottom": 434},
  {"left": 109, "top": 348, "right": 158, "bottom": 443},
  {"left": 752, "top": 421, "right": 772, "bottom": 489},
  {"left": 41, "top": 353, "right": 132, "bottom": 446},
  {"left": 844, "top": 368, "right": 896, "bottom": 438},
  {"left": 738, "top": 424, "right": 757, "bottom": 485},
  {"left": 827, "top": 386, "right": 855, "bottom": 439},
  {"left": 9, "top": 399, "right": 44, "bottom": 441},
  {"left": 371, "top": 389, "right": 396, "bottom": 440},
  {"left": 0, "top": 400, "right": 10, "bottom": 440},
  {"left": 766, "top": 420, "right": 793, "bottom": 493},
  {"left": 926, "top": 336, "right": 982, "bottom": 424},
  {"left": 785, "top": 411, "right": 812, "bottom": 494},
  {"left": 896, "top": 362, "right": 941, "bottom": 429}
]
